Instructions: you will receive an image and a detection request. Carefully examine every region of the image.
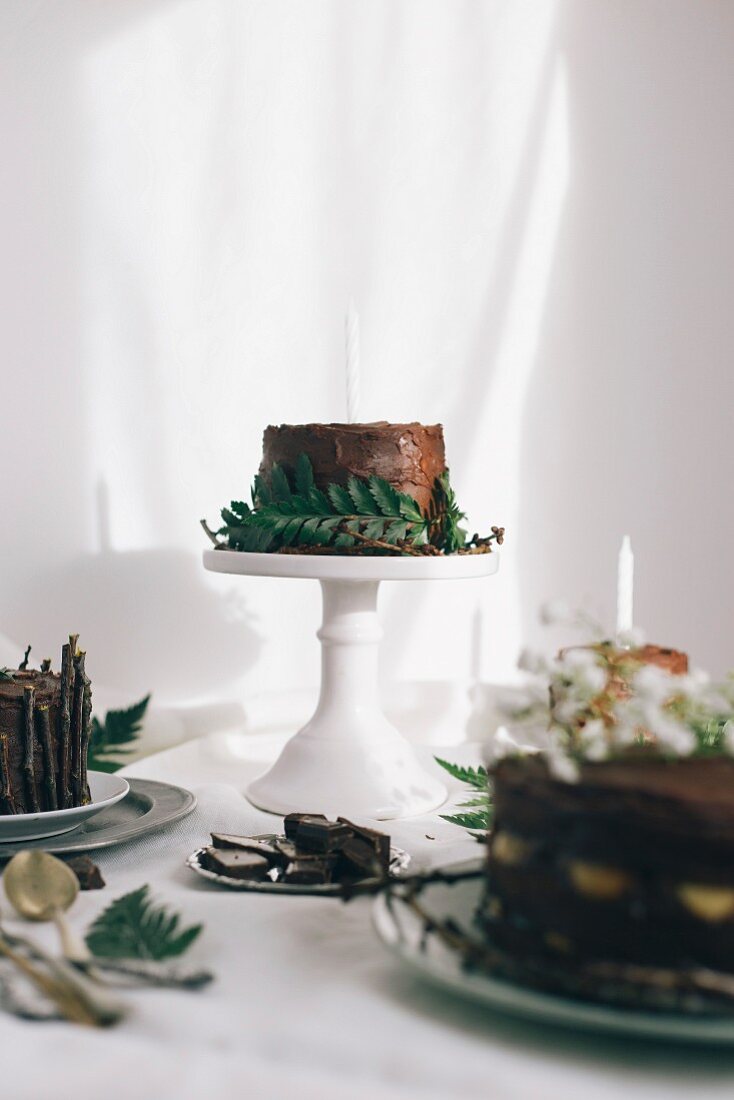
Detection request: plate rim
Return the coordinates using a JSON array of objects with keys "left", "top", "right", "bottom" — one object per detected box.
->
[
  {"left": 0, "top": 777, "right": 197, "bottom": 855},
  {"left": 372, "top": 871, "right": 734, "bottom": 1046},
  {"left": 0, "top": 770, "right": 129, "bottom": 825}
]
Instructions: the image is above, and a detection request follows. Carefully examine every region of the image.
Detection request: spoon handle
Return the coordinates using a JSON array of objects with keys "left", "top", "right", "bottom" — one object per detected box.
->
[
  {"left": 15, "top": 926, "right": 125, "bottom": 1027},
  {"left": 0, "top": 936, "right": 100, "bottom": 1027},
  {"left": 53, "top": 908, "right": 91, "bottom": 962}
]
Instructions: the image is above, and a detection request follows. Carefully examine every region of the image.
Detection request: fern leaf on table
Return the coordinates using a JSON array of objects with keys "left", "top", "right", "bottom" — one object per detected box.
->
[{"left": 85, "top": 885, "right": 203, "bottom": 961}]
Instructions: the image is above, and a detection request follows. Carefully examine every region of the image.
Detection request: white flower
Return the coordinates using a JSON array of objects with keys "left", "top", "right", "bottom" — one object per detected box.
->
[
  {"left": 581, "top": 718, "right": 608, "bottom": 761},
  {"left": 517, "top": 648, "right": 548, "bottom": 675},
  {"left": 555, "top": 649, "right": 607, "bottom": 698},
  {"left": 633, "top": 664, "right": 675, "bottom": 704},
  {"left": 641, "top": 702, "right": 697, "bottom": 755},
  {"left": 539, "top": 599, "right": 572, "bottom": 626},
  {"left": 617, "top": 626, "right": 646, "bottom": 648},
  {"left": 724, "top": 721, "right": 734, "bottom": 755},
  {"left": 546, "top": 747, "right": 580, "bottom": 783},
  {"left": 490, "top": 725, "right": 541, "bottom": 761}
]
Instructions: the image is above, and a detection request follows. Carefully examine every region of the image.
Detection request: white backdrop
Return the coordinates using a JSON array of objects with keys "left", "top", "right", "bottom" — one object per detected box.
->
[{"left": 1, "top": 1, "right": 733, "bottom": 727}]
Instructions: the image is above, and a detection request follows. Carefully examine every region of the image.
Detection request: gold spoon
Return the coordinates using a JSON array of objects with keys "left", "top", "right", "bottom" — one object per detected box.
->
[{"left": 3, "top": 851, "right": 125, "bottom": 1025}]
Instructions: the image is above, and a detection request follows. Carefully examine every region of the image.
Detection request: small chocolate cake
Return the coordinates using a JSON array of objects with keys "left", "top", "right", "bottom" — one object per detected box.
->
[
  {"left": 482, "top": 753, "right": 734, "bottom": 1010},
  {"left": 0, "top": 637, "right": 92, "bottom": 815},
  {"left": 260, "top": 423, "right": 446, "bottom": 515}
]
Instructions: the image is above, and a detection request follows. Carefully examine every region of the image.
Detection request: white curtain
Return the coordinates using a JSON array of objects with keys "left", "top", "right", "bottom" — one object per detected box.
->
[{"left": 1, "top": 0, "right": 733, "bottom": 710}]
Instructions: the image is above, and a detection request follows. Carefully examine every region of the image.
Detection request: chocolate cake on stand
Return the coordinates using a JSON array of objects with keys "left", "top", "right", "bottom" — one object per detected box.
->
[{"left": 204, "top": 422, "right": 501, "bottom": 820}]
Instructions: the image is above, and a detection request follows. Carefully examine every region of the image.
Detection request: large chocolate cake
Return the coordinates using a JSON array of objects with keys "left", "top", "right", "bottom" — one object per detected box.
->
[
  {"left": 260, "top": 422, "right": 446, "bottom": 515},
  {"left": 482, "top": 752, "right": 734, "bottom": 1010},
  {"left": 0, "top": 636, "right": 92, "bottom": 815}
]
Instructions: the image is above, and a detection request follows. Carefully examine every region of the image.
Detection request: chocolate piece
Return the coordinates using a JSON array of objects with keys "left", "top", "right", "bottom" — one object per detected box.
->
[
  {"left": 201, "top": 848, "right": 270, "bottom": 880},
  {"left": 283, "top": 812, "right": 326, "bottom": 841},
  {"left": 260, "top": 423, "right": 447, "bottom": 516},
  {"left": 337, "top": 818, "right": 390, "bottom": 868},
  {"left": 210, "top": 833, "right": 285, "bottom": 865},
  {"left": 283, "top": 860, "right": 331, "bottom": 885},
  {"left": 295, "top": 817, "right": 352, "bottom": 854},
  {"left": 64, "top": 855, "right": 105, "bottom": 891},
  {"left": 337, "top": 837, "right": 386, "bottom": 881}
]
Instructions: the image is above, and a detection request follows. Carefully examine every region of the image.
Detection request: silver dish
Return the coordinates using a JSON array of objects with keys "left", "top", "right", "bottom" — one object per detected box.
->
[
  {"left": 0, "top": 778, "right": 196, "bottom": 857},
  {"left": 373, "top": 866, "right": 734, "bottom": 1046},
  {"left": 187, "top": 833, "right": 411, "bottom": 896}
]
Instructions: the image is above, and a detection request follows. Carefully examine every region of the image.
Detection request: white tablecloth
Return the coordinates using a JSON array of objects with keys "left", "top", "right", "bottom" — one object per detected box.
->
[{"left": 2, "top": 733, "right": 734, "bottom": 1100}]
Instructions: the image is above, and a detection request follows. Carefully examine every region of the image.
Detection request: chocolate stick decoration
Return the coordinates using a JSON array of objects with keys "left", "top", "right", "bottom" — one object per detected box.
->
[
  {"left": 0, "top": 734, "right": 16, "bottom": 814},
  {"left": 80, "top": 667, "right": 92, "bottom": 803},
  {"left": 58, "top": 638, "right": 74, "bottom": 808},
  {"left": 22, "top": 686, "right": 40, "bottom": 813},
  {"left": 18, "top": 645, "right": 31, "bottom": 671},
  {"left": 70, "top": 650, "right": 85, "bottom": 804},
  {"left": 36, "top": 704, "right": 58, "bottom": 811}
]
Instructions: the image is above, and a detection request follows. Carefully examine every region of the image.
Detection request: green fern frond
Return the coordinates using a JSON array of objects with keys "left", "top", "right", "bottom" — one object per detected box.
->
[
  {"left": 88, "top": 694, "right": 150, "bottom": 773},
  {"left": 85, "top": 885, "right": 203, "bottom": 961}
]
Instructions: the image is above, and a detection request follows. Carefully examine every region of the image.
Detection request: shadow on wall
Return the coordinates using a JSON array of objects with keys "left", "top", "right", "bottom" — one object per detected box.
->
[{"left": 0, "top": 548, "right": 260, "bottom": 704}]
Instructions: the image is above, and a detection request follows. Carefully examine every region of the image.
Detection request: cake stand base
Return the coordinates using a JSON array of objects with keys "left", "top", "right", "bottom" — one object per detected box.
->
[{"left": 204, "top": 549, "right": 499, "bottom": 820}]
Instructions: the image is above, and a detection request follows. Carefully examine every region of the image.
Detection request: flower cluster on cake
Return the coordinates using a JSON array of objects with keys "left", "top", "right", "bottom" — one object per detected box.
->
[
  {"left": 480, "top": 610, "right": 734, "bottom": 1012},
  {"left": 203, "top": 422, "right": 503, "bottom": 556}
]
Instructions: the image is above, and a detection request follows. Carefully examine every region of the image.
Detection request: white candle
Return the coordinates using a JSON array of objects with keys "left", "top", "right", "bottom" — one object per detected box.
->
[
  {"left": 616, "top": 534, "right": 634, "bottom": 640},
  {"left": 345, "top": 299, "right": 361, "bottom": 423}
]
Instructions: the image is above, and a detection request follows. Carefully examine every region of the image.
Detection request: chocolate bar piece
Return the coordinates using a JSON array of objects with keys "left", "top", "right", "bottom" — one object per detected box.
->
[
  {"left": 283, "top": 812, "right": 326, "bottom": 840},
  {"left": 337, "top": 818, "right": 391, "bottom": 869},
  {"left": 201, "top": 848, "right": 270, "bottom": 881},
  {"left": 283, "top": 860, "right": 331, "bottom": 885},
  {"left": 275, "top": 837, "right": 317, "bottom": 862},
  {"left": 337, "top": 837, "right": 386, "bottom": 881},
  {"left": 211, "top": 833, "right": 285, "bottom": 865},
  {"left": 295, "top": 817, "right": 352, "bottom": 854},
  {"left": 64, "top": 855, "right": 105, "bottom": 891}
]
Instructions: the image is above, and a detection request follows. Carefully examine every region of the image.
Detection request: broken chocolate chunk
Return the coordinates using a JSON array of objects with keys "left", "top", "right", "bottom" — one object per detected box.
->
[
  {"left": 337, "top": 837, "right": 386, "bottom": 881},
  {"left": 295, "top": 817, "right": 352, "bottom": 854},
  {"left": 283, "top": 860, "right": 331, "bottom": 885},
  {"left": 283, "top": 812, "right": 326, "bottom": 840},
  {"left": 337, "top": 818, "right": 391, "bottom": 867},
  {"left": 63, "top": 855, "right": 105, "bottom": 891},
  {"left": 211, "top": 834, "right": 286, "bottom": 865},
  {"left": 201, "top": 848, "right": 270, "bottom": 881}
]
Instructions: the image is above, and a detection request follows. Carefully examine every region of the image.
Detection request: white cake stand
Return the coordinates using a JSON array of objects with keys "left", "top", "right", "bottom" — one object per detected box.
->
[{"left": 203, "top": 548, "right": 500, "bottom": 820}]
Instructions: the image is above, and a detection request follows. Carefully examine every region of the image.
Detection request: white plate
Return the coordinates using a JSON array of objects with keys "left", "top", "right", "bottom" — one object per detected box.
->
[
  {"left": 0, "top": 771, "right": 130, "bottom": 843},
  {"left": 373, "top": 868, "right": 734, "bottom": 1046}
]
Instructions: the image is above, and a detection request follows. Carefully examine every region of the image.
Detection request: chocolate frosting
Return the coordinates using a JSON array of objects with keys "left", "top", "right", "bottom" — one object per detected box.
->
[
  {"left": 260, "top": 422, "right": 446, "bottom": 514},
  {"left": 484, "top": 754, "right": 734, "bottom": 976}
]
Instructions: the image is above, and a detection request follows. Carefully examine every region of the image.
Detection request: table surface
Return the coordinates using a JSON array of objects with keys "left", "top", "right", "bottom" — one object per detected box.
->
[{"left": 2, "top": 730, "right": 734, "bottom": 1100}]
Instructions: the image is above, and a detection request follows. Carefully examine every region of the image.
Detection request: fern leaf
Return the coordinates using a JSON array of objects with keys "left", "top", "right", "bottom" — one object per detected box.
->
[
  {"left": 385, "top": 520, "right": 409, "bottom": 544},
  {"left": 252, "top": 474, "right": 271, "bottom": 506},
  {"left": 269, "top": 465, "right": 292, "bottom": 503},
  {"left": 398, "top": 492, "right": 423, "bottom": 523},
  {"left": 327, "top": 484, "right": 354, "bottom": 513},
  {"left": 369, "top": 476, "right": 401, "bottom": 516},
  {"left": 88, "top": 694, "right": 151, "bottom": 772},
  {"left": 85, "top": 885, "right": 203, "bottom": 961},
  {"left": 347, "top": 476, "right": 379, "bottom": 514},
  {"left": 307, "top": 486, "right": 332, "bottom": 514},
  {"left": 439, "top": 811, "right": 491, "bottom": 832},
  {"left": 295, "top": 453, "right": 315, "bottom": 497},
  {"left": 434, "top": 757, "right": 488, "bottom": 790},
  {"left": 363, "top": 517, "right": 388, "bottom": 540}
]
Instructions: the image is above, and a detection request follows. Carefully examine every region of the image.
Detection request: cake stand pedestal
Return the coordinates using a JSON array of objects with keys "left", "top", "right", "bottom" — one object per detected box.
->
[{"left": 203, "top": 549, "right": 499, "bottom": 820}]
